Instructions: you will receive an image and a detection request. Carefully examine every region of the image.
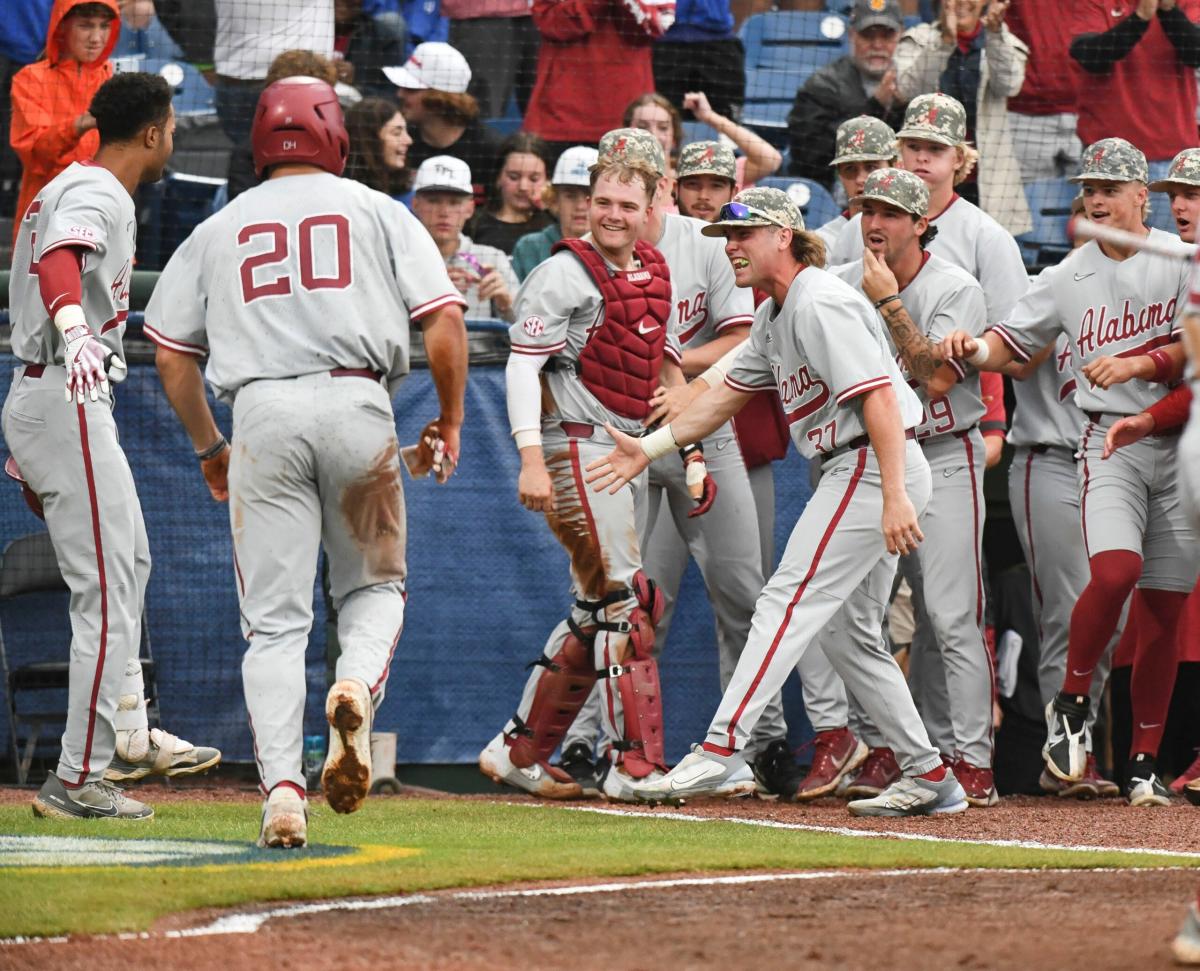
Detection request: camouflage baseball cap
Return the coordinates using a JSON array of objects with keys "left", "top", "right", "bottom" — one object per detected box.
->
[
  {"left": 700, "top": 186, "right": 805, "bottom": 237},
  {"left": 1148, "top": 147, "right": 1200, "bottom": 191},
  {"left": 596, "top": 127, "right": 666, "bottom": 178},
  {"left": 1069, "top": 137, "right": 1148, "bottom": 184},
  {"left": 851, "top": 167, "right": 929, "bottom": 217},
  {"left": 896, "top": 93, "right": 967, "bottom": 147},
  {"left": 830, "top": 115, "right": 897, "bottom": 166},
  {"left": 677, "top": 140, "right": 737, "bottom": 181}
]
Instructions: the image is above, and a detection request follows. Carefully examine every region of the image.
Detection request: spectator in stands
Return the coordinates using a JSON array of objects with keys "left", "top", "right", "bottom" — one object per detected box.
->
[
  {"left": 1004, "top": 0, "right": 1081, "bottom": 181},
  {"left": 115, "top": 0, "right": 186, "bottom": 60},
  {"left": 444, "top": 0, "right": 540, "bottom": 117},
  {"left": 10, "top": 0, "right": 120, "bottom": 241},
  {"left": 345, "top": 96, "right": 414, "bottom": 195},
  {"left": 522, "top": 0, "right": 669, "bottom": 155},
  {"left": 467, "top": 130, "right": 553, "bottom": 252},
  {"left": 154, "top": 0, "right": 216, "bottom": 78},
  {"left": 510, "top": 144, "right": 596, "bottom": 280},
  {"left": 813, "top": 114, "right": 896, "bottom": 248},
  {"left": 652, "top": 0, "right": 745, "bottom": 122},
  {"left": 334, "top": 0, "right": 406, "bottom": 96},
  {"left": 226, "top": 49, "right": 339, "bottom": 201},
  {"left": 412, "top": 154, "right": 519, "bottom": 320},
  {"left": 1069, "top": 0, "right": 1200, "bottom": 170},
  {"left": 0, "top": 0, "right": 53, "bottom": 217},
  {"left": 895, "top": 0, "right": 1032, "bottom": 236},
  {"left": 212, "top": 0, "right": 334, "bottom": 148},
  {"left": 786, "top": 0, "right": 907, "bottom": 188},
  {"left": 386, "top": 41, "right": 501, "bottom": 198}
]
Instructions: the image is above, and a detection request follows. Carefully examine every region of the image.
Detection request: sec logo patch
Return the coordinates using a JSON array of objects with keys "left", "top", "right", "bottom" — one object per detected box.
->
[{"left": 523, "top": 315, "right": 545, "bottom": 337}]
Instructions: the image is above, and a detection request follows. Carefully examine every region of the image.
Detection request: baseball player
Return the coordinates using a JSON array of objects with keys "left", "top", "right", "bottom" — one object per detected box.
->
[
  {"left": 589, "top": 187, "right": 969, "bottom": 818},
  {"left": 557, "top": 136, "right": 802, "bottom": 799},
  {"left": 146, "top": 77, "right": 469, "bottom": 847},
  {"left": 6, "top": 73, "right": 223, "bottom": 822},
  {"left": 815, "top": 116, "right": 897, "bottom": 251},
  {"left": 1149, "top": 148, "right": 1200, "bottom": 243},
  {"left": 478, "top": 129, "right": 695, "bottom": 804},
  {"left": 938, "top": 138, "right": 1198, "bottom": 807}
]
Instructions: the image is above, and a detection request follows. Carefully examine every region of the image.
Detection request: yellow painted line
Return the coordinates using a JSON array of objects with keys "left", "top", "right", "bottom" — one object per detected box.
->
[{"left": 9, "top": 844, "right": 420, "bottom": 875}]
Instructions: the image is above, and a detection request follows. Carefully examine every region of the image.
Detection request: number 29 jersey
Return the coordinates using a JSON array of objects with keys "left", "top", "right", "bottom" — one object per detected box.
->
[{"left": 144, "top": 172, "right": 464, "bottom": 403}]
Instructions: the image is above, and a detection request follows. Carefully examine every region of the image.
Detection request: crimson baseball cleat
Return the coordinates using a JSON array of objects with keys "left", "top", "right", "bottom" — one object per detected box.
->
[
  {"left": 1170, "top": 749, "right": 1200, "bottom": 795},
  {"left": 845, "top": 747, "right": 902, "bottom": 798},
  {"left": 795, "top": 728, "right": 868, "bottom": 801},
  {"left": 954, "top": 758, "right": 999, "bottom": 807}
]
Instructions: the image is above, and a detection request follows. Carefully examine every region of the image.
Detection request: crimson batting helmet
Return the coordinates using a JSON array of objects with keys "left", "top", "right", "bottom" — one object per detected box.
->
[{"left": 251, "top": 77, "right": 349, "bottom": 177}]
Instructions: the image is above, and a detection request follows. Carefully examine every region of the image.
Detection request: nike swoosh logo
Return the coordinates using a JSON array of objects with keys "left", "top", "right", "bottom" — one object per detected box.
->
[
  {"left": 1138, "top": 722, "right": 1161, "bottom": 730},
  {"left": 670, "top": 760, "right": 727, "bottom": 789},
  {"left": 1070, "top": 669, "right": 1092, "bottom": 678},
  {"left": 637, "top": 322, "right": 660, "bottom": 335},
  {"left": 715, "top": 440, "right": 731, "bottom": 451},
  {"left": 943, "top": 467, "right": 962, "bottom": 477},
  {"left": 1073, "top": 273, "right": 1095, "bottom": 282}
]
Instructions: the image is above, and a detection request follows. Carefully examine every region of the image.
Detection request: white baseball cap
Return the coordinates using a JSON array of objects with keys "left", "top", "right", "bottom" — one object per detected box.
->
[
  {"left": 413, "top": 155, "right": 473, "bottom": 195},
  {"left": 552, "top": 146, "right": 599, "bottom": 187},
  {"left": 383, "top": 42, "right": 471, "bottom": 94}
]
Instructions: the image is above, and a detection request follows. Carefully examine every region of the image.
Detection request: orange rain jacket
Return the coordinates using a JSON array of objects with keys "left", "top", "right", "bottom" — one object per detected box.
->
[{"left": 10, "top": 0, "right": 121, "bottom": 242}]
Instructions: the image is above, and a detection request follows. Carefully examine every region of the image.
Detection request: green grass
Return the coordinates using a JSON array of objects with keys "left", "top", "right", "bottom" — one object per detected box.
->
[{"left": 1, "top": 799, "right": 1197, "bottom": 938}]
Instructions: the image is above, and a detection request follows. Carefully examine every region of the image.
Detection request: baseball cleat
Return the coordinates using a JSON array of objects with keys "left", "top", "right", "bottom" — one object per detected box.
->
[
  {"left": 1043, "top": 694, "right": 1090, "bottom": 782},
  {"left": 1170, "top": 750, "right": 1200, "bottom": 795},
  {"left": 1125, "top": 765, "right": 1171, "bottom": 808},
  {"left": 258, "top": 786, "right": 308, "bottom": 849},
  {"left": 845, "top": 746, "right": 901, "bottom": 798},
  {"left": 32, "top": 772, "right": 153, "bottom": 821},
  {"left": 321, "top": 678, "right": 373, "bottom": 814},
  {"left": 1185, "top": 778, "right": 1200, "bottom": 807},
  {"left": 953, "top": 759, "right": 999, "bottom": 807},
  {"left": 601, "top": 763, "right": 668, "bottom": 803},
  {"left": 478, "top": 732, "right": 583, "bottom": 799},
  {"left": 1174, "top": 903, "right": 1200, "bottom": 965},
  {"left": 630, "top": 745, "right": 756, "bottom": 805},
  {"left": 795, "top": 728, "right": 868, "bottom": 801},
  {"left": 105, "top": 727, "right": 222, "bottom": 783},
  {"left": 558, "top": 742, "right": 601, "bottom": 798},
  {"left": 847, "top": 771, "right": 969, "bottom": 817},
  {"left": 751, "top": 738, "right": 805, "bottom": 801}
]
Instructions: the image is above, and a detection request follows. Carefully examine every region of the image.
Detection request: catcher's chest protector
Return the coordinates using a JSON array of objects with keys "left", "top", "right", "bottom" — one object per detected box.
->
[{"left": 554, "top": 238, "right": 672, "bottom": 420}]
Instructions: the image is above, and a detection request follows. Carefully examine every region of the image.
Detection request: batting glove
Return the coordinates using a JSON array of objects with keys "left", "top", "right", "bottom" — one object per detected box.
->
[{"left": 62, "top": 324, "right": 109, "bottom": 404}]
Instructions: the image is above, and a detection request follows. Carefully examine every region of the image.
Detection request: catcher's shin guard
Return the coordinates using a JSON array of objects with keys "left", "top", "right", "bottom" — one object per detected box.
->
[
  {"left": 507, "top": 625, "right": 598, "bottom": 769},
  {"left": 604, "top": 571, "right": 667, "bottom": 778}
]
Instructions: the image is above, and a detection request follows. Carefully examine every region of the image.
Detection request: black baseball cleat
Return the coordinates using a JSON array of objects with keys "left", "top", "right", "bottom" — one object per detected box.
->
[
  {"left": 32, "top": 772, "right": 153, "bottom": 820},
  {"left": 1125, "top": 755, "right": 1171, "bottom": 807},
  {"left": 558, "top": 742, "right": 600, "bottom": 798},
  {"left": 751, "top": 738, "right": 806, "bottom": 801},
  {"left": 1042, "top": 693, "right": 1090, "bottom": 782}
]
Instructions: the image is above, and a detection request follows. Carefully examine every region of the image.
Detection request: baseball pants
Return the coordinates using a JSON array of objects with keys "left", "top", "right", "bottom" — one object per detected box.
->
[
  {"left": 506, "top": 422, "right": 651, "bottom": 764},
  {"left": 2, "top": 364, "right": 150, "bottom": 787},
  {"left": 1183, "top": 389, "right": 1200, "bottom": 532},
  {"left": 702, "top": 441, "right": 942, "bottom": 775},
  {"left": 231, "top": 373, "right": 408, "bottom": 794},
  {"left": 1009, "top": 444, "right": 1114, "bottom": 723}
]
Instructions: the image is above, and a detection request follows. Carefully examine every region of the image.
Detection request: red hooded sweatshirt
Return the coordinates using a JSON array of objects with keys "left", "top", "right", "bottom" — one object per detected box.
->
[{"left": 10, "top": 0, "right": 121, "bottom": 240}]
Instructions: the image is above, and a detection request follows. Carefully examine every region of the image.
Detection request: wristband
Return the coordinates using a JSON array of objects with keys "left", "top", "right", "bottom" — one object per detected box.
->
[
  {"left": 513, "top": 428, "right": 542, "bottom": 449},
  {"left": 195, "top": 436, "right": 228, "bottom": 461},
  {"left": 1147, "top": 348, "right": 1174, "bottom": 384},
  {"left": 53, "top": 304, "right": 87, "bottom": 335},
  {"left": 966, "top": 340, "right": 990, "bottom": 367},
  {"left": 640, "top": 424, "right": 678, "bottom": 461},
  {"left": 873, "top": 293, "right": 901, "bottom": 310},
  {"left": 698, "top": 365, "right": 724, "bottom": 389}
]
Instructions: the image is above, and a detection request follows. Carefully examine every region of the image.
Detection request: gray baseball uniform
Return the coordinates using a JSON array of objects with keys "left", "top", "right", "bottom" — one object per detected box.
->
[
  {"left": 1007, "top": 334, "right": 1113, "bottom": 722},
  {"left": 992, "top": 232, "right": 1199, "bottom": 593},
  {"left": 145, "top": 172, "right": 463, "bottom": 794},
  {"left": 503, "top": 241, "right": 681, "bottom": 767},
  {"left": 3, "top": 162, "right": 146, "bottom": 788},
  {"left": 1182, "top": 256, "right": 1200, "bottom": 531},
  {"left": 701, "top": 266, "right": 941, "bottom": 776}
]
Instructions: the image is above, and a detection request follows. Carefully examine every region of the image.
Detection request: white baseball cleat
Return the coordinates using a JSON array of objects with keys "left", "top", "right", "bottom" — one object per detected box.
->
[
  {"left": 631, "top": 745, "right": 757, "bottom": 805},
  {"left": 478, "top": 733, "right": 583, "bottom": 799},
  {"left": 1173, "top": 903, "right": 1200, "bottom": 965},
  {"left": 600, "top": 763, "right": 666, "bottom": 803},
  {"left": 847, "top": 772, "right": 969, "bottom": 817},
  {"left": 321, "top": 678, "right": 373, "bottom": 814},
  {"left": 258, "top": 786, "right": 308, "bottom": 849},
  {"left": 105, "top": 727, "right": 222, "bottom": 783}
]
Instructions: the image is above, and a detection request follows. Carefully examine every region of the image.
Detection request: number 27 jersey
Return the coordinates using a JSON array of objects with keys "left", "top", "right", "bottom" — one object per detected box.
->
[{"left": 144, "top": 172, "right": 463, "bottom": 403}]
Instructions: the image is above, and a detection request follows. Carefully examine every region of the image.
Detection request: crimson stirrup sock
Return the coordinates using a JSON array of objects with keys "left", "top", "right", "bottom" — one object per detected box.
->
[
  {"left": 917, "top": 765, "right": 947, "bottom": 782},
  {"left": 1063, "top": 550, "right": 1143, "bottom": 695},
  {"left": 1129, "top": 587, "right": 1187, "bottom": 756}
]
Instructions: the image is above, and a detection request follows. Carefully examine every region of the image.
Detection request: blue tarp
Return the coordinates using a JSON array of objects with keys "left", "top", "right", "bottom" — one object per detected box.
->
[{"left": 0, "top": 357, "right": 816, "bottom": 766}]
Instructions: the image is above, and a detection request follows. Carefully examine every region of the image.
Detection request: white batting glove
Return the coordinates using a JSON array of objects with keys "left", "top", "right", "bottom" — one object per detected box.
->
[{"left": 62, "top": 324, "right": 110, "bottom": 404}]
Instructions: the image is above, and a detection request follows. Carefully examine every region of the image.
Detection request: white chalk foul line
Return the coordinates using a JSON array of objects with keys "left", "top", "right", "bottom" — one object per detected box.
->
[
  {"left": 552, "top": 804, "right": 1200, "bottom": 861},
  {"left": 4, "top": 864, "right": 1186, "bottom": 947}
]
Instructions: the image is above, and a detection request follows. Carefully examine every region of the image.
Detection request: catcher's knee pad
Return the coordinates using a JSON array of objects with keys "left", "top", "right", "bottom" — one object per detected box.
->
[{"left": 507, "top": 624, "right": 598, "bottom": 769}]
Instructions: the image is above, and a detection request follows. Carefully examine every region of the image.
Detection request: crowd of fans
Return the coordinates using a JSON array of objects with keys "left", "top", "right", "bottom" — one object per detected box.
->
[{"left": 2, "top": 0, "right": 1200, "bottom": 803}]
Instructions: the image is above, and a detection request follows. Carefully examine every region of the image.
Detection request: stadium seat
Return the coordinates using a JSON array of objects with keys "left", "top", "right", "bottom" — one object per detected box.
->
[
  {"left": 756, "top": 176, "right": 840, "bottom": 229},
  {"left": 1015, "top": 177, "right": 1076, "bottom": 271},
  {"left": 681, "top": 120, "right": 721, "bottom": 145}
]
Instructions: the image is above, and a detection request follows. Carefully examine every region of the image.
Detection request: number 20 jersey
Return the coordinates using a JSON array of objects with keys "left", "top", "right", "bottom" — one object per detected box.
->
[{"left": 145, "top": 172, "right": 463, "bottom": 403}]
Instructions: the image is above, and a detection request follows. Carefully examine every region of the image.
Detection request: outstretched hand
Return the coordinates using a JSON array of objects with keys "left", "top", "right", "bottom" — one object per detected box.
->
[
  {"left": 1103, "top": 412, "right": 1155, "bottom": 459},
  {"left": 585, "top": 424, "right": 650, "bottom": 493}
]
